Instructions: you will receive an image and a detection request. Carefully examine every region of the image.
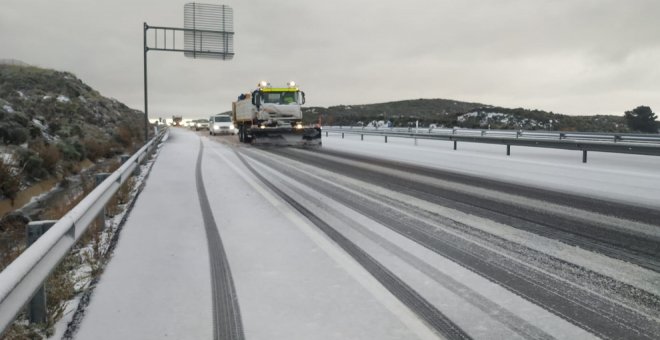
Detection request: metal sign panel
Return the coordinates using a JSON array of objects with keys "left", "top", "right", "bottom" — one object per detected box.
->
[{"left": 184, "top": 3, "right": 234, "bottom": 59}]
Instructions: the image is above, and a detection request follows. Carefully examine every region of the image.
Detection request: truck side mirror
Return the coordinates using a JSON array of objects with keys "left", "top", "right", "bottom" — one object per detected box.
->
[
  {"left": 252, "top": 91, "right": 261, "bottom": 109},
  {"left": 301, "top": 91, "right": 306, "bottom": 105}
]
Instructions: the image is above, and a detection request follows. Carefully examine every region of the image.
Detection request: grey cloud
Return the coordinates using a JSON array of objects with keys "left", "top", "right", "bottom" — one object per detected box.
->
[{"left": 1, "top": 0, "right": 658, "bottom": 117}]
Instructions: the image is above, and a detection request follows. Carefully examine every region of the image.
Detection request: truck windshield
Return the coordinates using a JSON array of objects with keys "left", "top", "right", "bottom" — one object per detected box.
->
[
  {"left": 262, "top": 92, "right": 298, "bottom": 105},
  {"left": 214, "top": 116, "right": 231, "bottom": 122}
]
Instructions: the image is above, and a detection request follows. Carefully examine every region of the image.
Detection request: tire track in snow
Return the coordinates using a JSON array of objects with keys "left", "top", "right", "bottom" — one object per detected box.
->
[
  {"left": 234, "top": 150, "right": 472, "bottom": 340},
  {"left": 260, "top": 147, "right": 660, "bottom": 340},
  {"left": 283, "top": 148, "right": 660, "bottom": 272},
  {"left": 246, "top": 149, "right": 556, "bottom": 340},
  {"left": 271, "top": 148, "right": 660, "bottom": 303},
  {"left": 196, "top": 139, "right": 245, "bottom": 340}
]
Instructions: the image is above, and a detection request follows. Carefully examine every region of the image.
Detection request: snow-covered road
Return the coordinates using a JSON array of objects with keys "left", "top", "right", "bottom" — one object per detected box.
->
[{"left": 73, "top": 128, "right": 660, "bottom": 340}]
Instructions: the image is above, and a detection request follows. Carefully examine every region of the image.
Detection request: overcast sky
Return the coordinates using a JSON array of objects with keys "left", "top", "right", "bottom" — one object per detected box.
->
[{"left": 1, "top": 0, "right": 659, "bottom": 119}]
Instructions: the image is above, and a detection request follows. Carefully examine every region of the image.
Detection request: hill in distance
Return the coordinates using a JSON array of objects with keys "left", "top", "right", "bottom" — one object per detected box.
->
[{"left": 303, "top": 98, "right": 629, "bottom": 132}]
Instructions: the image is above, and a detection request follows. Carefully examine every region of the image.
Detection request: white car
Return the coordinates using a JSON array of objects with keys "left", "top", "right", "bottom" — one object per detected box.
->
[
  {"left": 194, "top": 119, "right": 209, "bottom": 131},
  {"left": 209, "top": 114, "right": 236, "bottom": 135}
]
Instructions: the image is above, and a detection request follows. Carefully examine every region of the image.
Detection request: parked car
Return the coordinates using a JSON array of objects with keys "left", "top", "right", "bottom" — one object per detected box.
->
[{"left": 209, "top": 114, "right": 236, "bottom": 136}]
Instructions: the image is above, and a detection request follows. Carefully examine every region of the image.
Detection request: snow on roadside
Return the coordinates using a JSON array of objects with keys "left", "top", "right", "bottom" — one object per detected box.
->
[
  {"left": 48, "top": 138, "right": 166, "bottom": 340},
  {"left": 321, "top": 133, "right": 660, "bottom": 208}
]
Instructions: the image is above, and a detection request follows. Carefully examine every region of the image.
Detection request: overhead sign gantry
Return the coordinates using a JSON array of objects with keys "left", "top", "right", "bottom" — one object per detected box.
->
[{"left": 143, "top": 3, "right": 234, "bottom": 141}]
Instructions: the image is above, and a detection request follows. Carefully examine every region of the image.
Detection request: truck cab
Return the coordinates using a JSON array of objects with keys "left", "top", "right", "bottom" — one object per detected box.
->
[{"left": 249, "top": 81, "right": 305, "bottom": 125}]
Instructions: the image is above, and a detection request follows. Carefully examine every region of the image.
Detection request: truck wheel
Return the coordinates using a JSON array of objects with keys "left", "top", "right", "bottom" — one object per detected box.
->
[
  {"left": 243, "top": 127, "right": 252, "bottom": 143},
  {"left": 238, "top": 126, "right": 244, "bottom": 142}
]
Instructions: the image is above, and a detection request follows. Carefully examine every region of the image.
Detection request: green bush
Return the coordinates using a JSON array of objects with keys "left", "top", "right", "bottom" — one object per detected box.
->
[
  {"left": 0, "top": 122, "right": 29, "bottom": 145},
  {"left": 29, "top": 125, "right": 42, "bottom": 139},
  {"left": 48, "top": 121, "right": 61, "bottom": 134},
  {"left": 70, "top": 124, "right": 84, "bottom": 138},
  {"left": 21, "top": 153, "right": 48, "bottom": 180},
  {"left": 58, "top": 140, "right": 85, "bottom": 161}
]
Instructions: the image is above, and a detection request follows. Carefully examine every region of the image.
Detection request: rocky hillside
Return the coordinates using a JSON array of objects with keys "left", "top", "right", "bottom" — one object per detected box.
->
[
  {"left": 303, "top": 99, "right": 629, "bottom": 132},
  {"left": 0, "top": 63, "right": 145, "bottom": 203}
]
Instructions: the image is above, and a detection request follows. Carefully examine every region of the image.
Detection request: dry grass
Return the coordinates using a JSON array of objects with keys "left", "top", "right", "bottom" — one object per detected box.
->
[
  {"left": 82, "top": 138, "right": 111, "bottom": 162},
  {"left": 1, "top": 156, "right": 138, "bottom": 339},
  {"left": 1, "top": 178, "right": 93, "bottom": 338},
  {"left": 29, "top": 141, "right": 61, "bottom": 176},
  {"left": 0, "top": 157, "right": 21, "bottom": 205},
  {"left": 106, "top": 178, "right": 133, "bottom": 217},
  {"left": 0, "top": 216, "right": 28, "bottom": 272}
]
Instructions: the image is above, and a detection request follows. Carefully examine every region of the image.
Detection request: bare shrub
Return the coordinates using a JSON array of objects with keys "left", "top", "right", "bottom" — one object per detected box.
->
[
  {"left": 114, "top": 124, "right": 133, "bottom": 148},
  {"left": 30, "top": 140, "right": 61, "bottom": 175},
  {"left": 106, "top": 178, "right": 134, "bottom": 217},
  {"left": 0, "top": 213, "right": 29, "bottom": 271},
  {"left": 0, "top": 157, "right": 21, "bottom": 205},
  {"left": 81, "top": 138, "right": 108, "bottom": 162}
]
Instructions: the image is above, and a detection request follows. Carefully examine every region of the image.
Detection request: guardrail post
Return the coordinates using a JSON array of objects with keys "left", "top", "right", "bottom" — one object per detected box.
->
[
  {"left": 560, "top": 133, "right": 566, "bottom": 140},
  {"left": 95, "top": 173, "right": 110, "bottom": 229},
  {"left": 516, "top": 131, "right": 522, "bottom": 138},
  {"left": 453, "top": 140, "right": 457, "bottom": 150},
  {"left": 507, "top": 145, "right": 511, "bottom": 156},
  {"left": 133, "top": 157, "right": 141, "bottom": 176},
  {"left": 26, "top": 220, "right": 58, "bottom": 324},
  {"left": 361, "top": 134, "right": 363, "bottom": 141},
  {"left": 341, "top": 132, "right": 344, "bottom": 139},
  {"left": 614, "top": 135, "right": 621, "bottom": 143},
  {"left": 384, "top": 136, "right": 388, "bottom": 143},
  {"left": 325, "top": 131, "right": 328, "bottom": 137},
  {"left": 582, "top": 150, "right": 587, "bottom": 163},
  {"left": 414, "top": 138, "right": 418, "bottom": 146}
]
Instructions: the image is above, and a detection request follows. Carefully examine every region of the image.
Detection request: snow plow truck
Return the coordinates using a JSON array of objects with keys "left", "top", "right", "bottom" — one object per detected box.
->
[{"left": 232, "top": 81, "right": 321, "bottom": 146}]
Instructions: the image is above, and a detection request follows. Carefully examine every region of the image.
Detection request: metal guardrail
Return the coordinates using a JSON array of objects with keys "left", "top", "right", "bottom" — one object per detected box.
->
[
  {"left": 323, "top": 126, "right": 660, "bottom": 161},
  {"left": 0, "top": 128, "right": 167, "bottom": 334}
]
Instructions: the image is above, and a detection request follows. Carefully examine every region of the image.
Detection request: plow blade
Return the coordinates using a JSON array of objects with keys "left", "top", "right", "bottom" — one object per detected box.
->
[{"left": 250, "top": 127, "right": 322, "bottom": 147}]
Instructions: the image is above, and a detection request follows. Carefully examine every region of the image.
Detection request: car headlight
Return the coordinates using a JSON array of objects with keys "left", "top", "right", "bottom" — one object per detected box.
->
[
  {"left": 214, "top": 125, "right": 220, "bottom": 130},
  {"left": 229, "top": 124, "right": 234, "bottom": 129}
]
